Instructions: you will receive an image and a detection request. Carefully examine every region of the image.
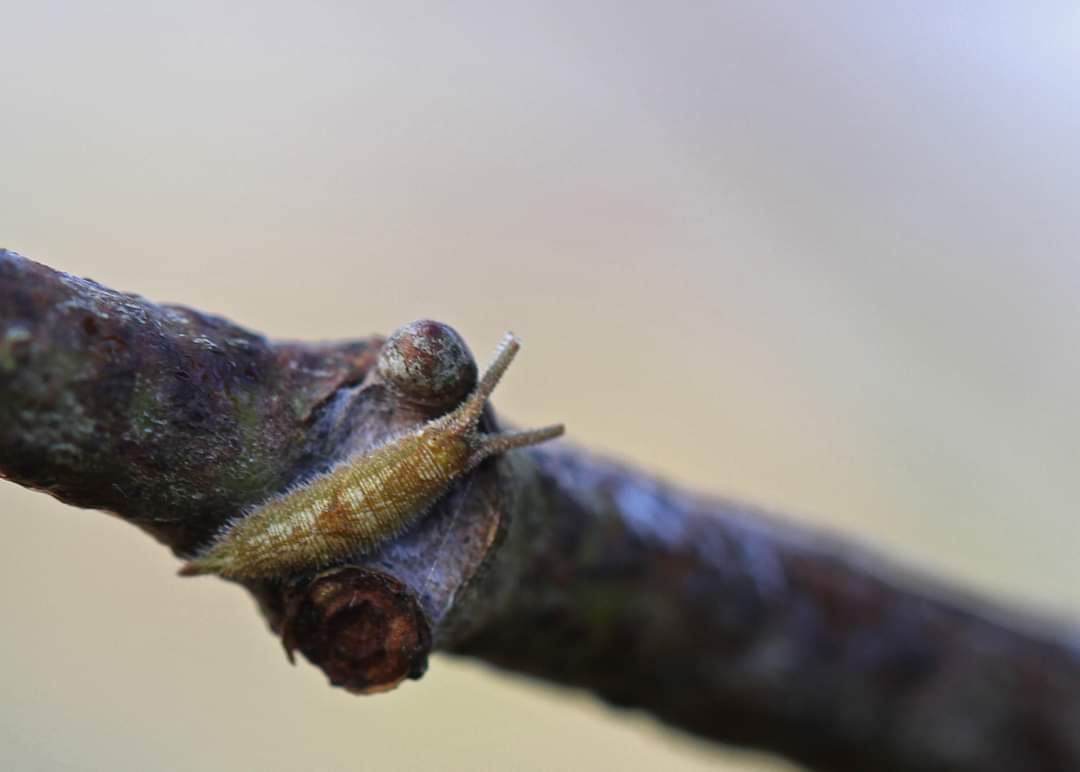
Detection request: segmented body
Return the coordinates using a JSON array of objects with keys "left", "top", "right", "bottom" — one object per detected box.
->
[{"left": 180, "top": 333, "right": 562, "bottom": 580}]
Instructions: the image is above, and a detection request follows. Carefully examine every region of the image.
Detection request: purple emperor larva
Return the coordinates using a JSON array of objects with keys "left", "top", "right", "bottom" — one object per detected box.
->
[{"left": 179, "top": 332, "right": 562, "bottom": 580}]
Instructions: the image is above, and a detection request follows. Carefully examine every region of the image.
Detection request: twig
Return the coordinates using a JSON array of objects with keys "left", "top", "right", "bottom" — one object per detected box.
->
[{"left": 2, "top": 249, "right": 1078, "bottom": 772}]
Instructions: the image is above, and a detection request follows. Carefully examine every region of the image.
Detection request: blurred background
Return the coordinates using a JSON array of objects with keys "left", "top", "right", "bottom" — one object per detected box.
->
[{"left": 2, "top": 3, "right": 1079, "bottom": 771}]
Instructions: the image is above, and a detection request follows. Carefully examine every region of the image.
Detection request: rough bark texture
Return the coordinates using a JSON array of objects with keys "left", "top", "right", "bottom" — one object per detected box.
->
[{"left": 2, "top": 249, "right": 1079, "bottom": 772}]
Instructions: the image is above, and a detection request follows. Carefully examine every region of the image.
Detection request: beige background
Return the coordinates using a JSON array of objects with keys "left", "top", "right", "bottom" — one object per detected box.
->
[{"left": 2, "top": 3, "right": 1079, "bottom": 771}]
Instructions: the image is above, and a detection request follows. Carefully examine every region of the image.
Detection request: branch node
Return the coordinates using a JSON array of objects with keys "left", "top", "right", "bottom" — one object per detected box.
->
[{"left": 279, "top": 567, "right": 431, "bottom": 694}]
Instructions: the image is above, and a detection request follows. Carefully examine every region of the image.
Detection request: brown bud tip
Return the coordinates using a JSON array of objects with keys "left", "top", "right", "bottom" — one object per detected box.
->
[
  {"left": 281, "top": 567, "right": 431, "bottom": 694},
  {"left": 376, "top": 319, "right": 477, "bottom": 411}
]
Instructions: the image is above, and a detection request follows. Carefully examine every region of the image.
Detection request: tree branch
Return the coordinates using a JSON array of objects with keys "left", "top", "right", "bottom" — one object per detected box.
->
[{"left": 2, "top": 249, "right": 1078, "bottom": 772}]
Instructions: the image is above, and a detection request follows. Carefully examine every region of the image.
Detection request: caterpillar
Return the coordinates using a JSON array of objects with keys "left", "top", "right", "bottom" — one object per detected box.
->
[{"left": 179, "top": 332, "right": 563, "bottom": 580}]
